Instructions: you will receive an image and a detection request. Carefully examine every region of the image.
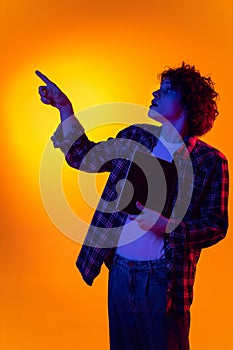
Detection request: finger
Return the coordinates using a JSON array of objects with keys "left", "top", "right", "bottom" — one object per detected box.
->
[
  {"left": 129, "top": 215, "right": 138, "bottom": 220},
  {"left": 35, "top": 70, "right": 54, "bottom": 85},
  {"left": 41, "top": 97, "right": 52, "bottom": 104},
  {"left": 39, "top": 86, "right": 47, "bottom": 96},
  {"left": 136, "top": 202, "right": 144, "bottom": 211}
]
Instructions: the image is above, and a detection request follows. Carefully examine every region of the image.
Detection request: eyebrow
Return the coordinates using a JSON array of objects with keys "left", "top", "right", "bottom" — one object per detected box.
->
[
  {"left": 161, "top": 80, "right": 172, "bottom": 87},
  {"left": 161, "top": 81, "right": 171, "bottom": 89},
  {"left": 160, "top": 81, "right": 181, "bottom": 95},
  {"left": 163, "top": 79, "right": 171, "bottom": 84}
]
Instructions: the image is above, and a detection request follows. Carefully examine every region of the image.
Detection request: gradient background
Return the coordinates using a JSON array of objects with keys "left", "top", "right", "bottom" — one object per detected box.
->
[{"left": 1, "top": 0, "right": 232, "bottom": 349}]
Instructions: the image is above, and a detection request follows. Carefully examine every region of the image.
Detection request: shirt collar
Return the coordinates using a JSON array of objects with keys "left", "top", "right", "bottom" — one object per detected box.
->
[{"left": 174, "top": 135, "right": 197, "bottom": 159}]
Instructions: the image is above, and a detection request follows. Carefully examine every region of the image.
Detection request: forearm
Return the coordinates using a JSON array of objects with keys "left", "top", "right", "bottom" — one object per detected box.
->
[
  {"left": 52, "top": 116, "right": 118, "bottom": 173},
  {"left": 167, "top": 153, "right": 229, "bottom": 250},
  {"left": 59, "top": 103, "right": 74, "bottom": 123},
  {"left": 58, "top": 102, "right": 75, "bottom": 138},
  {"left": 167, "top": 212, "right": 228, "bottom": 250}
]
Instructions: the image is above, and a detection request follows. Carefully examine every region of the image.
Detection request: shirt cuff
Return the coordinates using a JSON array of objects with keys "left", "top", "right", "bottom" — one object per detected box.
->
[{"left": 51, "top": 115, "right": 85, "bottom": 154}]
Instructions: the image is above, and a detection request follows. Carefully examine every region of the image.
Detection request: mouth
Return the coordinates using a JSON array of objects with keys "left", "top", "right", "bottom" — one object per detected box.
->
[
  {"left": 150, "top": 99, "right": 158, "bottom": 107},
  {"left": 150, "top": 103, "right": 158, "bottom": 110}
]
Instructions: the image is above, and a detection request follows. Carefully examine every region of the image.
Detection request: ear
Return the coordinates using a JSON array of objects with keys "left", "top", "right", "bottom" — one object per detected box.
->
[{"left": 180, "top": 105, "right": 188, "bottom": 118}]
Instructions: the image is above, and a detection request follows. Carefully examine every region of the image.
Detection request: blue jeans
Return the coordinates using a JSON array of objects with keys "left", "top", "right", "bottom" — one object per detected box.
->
[{"left": 108, "top": 253, "right": 190, "bottom": 350}]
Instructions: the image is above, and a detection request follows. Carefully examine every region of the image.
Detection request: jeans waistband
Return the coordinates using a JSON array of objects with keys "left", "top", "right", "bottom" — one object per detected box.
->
[{"left": 113, "top": 253, "right": 166, "bottom": 272}]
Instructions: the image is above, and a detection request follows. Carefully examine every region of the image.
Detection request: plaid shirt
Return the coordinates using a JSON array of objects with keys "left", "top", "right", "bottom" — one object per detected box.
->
[{"left": 52, "top": 116, "right": 229, "bottom": 313}]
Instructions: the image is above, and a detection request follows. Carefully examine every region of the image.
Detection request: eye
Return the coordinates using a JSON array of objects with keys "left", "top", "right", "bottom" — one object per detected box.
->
[{"left": 166, "top": 88, "right": 178, "bottom": 95}]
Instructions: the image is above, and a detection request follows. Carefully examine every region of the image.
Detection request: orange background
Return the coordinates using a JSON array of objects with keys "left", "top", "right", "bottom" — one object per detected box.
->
[{"left": 1, "top": 0, "right": 232, "bottom": 349}]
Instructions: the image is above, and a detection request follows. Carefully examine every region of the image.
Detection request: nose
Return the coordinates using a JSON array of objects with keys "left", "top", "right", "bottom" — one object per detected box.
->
[{"left": 152, "top": 90, "right": 161, "bottom": 99}]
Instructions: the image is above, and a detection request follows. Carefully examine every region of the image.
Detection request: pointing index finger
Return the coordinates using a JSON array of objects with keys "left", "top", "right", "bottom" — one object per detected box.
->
[{"left": 35, "top": 70, "right": 53, "bottom": 85}]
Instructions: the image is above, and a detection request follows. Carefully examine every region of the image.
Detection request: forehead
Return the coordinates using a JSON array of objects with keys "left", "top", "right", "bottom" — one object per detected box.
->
[{"left": 160, "top": 78, "right": 182, "bottom": 94}]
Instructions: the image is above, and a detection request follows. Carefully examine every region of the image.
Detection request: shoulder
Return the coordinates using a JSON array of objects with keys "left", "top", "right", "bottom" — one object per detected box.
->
[
  {"left": 194, "top": 139, "right": 227, "bottom": 160},
  {"left": 116, "top": 123, "right": 161, "bottom": 139},
  {"left": 192, "top": 138, "right": 228, "bottom": 167}
]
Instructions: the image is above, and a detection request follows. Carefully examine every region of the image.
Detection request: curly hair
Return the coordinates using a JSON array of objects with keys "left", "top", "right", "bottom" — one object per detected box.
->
[{"left": 158, "top": 62, "right": 219, "bottom": 137}]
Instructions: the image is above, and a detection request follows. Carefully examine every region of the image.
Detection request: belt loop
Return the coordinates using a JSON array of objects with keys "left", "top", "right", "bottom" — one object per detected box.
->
[
  {"left": 149, "top": 261, "right": 154, "bottom": 274},
  {"left": 113, "top": 253, "right": 118, "bottom": 265}
]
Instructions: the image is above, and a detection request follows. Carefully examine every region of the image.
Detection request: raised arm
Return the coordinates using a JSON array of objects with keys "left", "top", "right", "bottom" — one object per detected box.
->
[{"left": 35, "top": 71, "right": 122, "bottom": 173}]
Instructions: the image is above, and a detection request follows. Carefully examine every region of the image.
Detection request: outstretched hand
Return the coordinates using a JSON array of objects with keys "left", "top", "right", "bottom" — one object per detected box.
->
[
  {"left": 129, "top": 202, "right": 168, "bottom": 233},
  {"left": 35, "top": 70, "right": 71, "bottom": 110}
]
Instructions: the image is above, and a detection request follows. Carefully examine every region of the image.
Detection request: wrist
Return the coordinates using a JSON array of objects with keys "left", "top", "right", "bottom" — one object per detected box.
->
[
  {"left": 59, "top": 103, "right": 74, "bottom": 122},
  {"left": 160, "top": 216, "right": 169, "bottom": 232},
  {"left": 151, "top": 215, "right": 168, "bottom": 233}
]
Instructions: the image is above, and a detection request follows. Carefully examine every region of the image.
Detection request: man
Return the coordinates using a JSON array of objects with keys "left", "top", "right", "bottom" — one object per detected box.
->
[{"left": 36, "top": 63, "right": 229, "bottom": 350}]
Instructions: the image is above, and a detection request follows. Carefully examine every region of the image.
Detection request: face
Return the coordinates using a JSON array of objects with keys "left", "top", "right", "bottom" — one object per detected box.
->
[{"left": 148, "top": 79, "right": 185, "bottom": 122}]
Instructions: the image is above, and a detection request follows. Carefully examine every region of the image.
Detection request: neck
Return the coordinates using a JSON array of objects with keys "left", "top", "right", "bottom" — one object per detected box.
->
[{"left": 161, "top": 118, "right": 189, "bottom": 143}]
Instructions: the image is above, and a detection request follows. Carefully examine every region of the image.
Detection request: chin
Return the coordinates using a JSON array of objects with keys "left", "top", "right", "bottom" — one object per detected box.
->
[
  {"left": 148, "top": 108, "right": 163, "bottom": 123},
  {"left": 148, "top": 106, "right": 157, "bottom": 117}
]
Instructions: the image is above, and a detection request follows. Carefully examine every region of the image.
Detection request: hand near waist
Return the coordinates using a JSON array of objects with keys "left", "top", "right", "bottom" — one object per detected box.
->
[{"left": 129, "top": 202, "right": 168, "bottom": 234}]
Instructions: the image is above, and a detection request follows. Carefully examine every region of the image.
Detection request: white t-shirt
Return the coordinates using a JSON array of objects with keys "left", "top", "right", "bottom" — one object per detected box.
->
[{"left": 116, "top": 135, "right": 182, "bottom": 260}]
